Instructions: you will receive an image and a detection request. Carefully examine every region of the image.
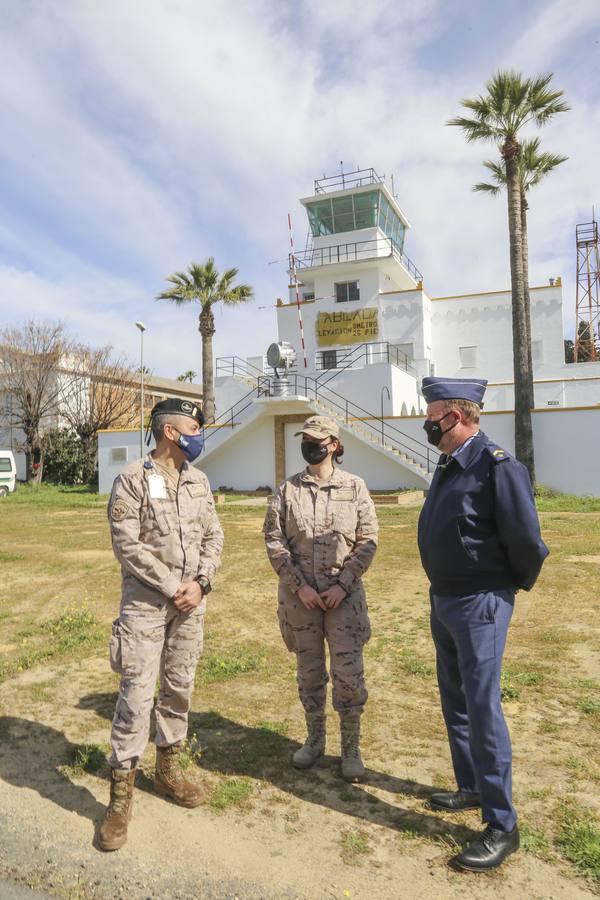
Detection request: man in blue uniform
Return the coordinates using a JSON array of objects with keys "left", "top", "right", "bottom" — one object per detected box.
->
[{"left": 418, "top": 376, "right": 548, "bottom": 872}]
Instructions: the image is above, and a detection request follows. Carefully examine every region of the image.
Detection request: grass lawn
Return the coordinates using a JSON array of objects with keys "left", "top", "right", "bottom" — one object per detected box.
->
[{"left": 0, "top": 485, "right": 598, "bottom": 896}]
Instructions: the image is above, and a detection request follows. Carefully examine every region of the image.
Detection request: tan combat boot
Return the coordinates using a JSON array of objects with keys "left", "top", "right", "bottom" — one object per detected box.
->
[
  {"left": 292, "top": 714, "right": 326, "bottom": 769},
  {"left": 154, "top": 742, "right": 205, "bottom": 807},
  {"left": 99, "top": 768, "right": 136, "bottom": 851},
  {"left": 340, "top": 717, "right": 365, "bottom": 782}
]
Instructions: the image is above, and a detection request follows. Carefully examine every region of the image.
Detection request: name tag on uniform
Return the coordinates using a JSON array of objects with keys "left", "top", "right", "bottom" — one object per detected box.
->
[
  {"left": 187, "top": 482, "right": 207, "bottom": 498},
  {"left": 332, "top": 489, "right": 354, "bottom": 501},
  {"left": 148, "top": 474, "right": 167, "bottom": 499}
]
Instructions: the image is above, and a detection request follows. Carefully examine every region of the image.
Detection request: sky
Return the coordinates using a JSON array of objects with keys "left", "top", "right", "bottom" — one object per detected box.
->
[{"left": 0, "top": 0, "right": 598, "bottom": 379}]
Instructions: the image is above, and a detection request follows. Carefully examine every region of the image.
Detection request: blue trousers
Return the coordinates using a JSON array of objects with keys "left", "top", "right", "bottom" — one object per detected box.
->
[{"left": 430, "top": 589, "right": 516, "bottom": 832}]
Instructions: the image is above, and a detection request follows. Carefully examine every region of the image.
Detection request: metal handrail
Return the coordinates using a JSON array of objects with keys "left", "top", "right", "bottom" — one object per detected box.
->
[
  {"left": 315, "top": 341, "right": 415, "bottom": 381},
  {"left": 202, "top": 372, "right": 434, "bottom": 471},
  {"left": 290, "top": 236, "right": 422, "bottom": 282},
  {"left": 215, "top": 356, "right": 265, "bottom": 379},
  {"left": 289, "top": 374, "right": 434, "bottom": 471}
]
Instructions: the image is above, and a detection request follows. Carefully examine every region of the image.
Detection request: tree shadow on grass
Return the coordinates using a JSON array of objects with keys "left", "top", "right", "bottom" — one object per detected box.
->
[{"left": 78, "top": 692, "right": 474, "bottom": 845}]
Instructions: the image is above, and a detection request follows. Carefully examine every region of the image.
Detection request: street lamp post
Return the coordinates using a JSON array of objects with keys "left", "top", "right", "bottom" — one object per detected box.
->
[
  {"left": 380, "top": 385, "right": 390, "bottom": 445},
  {"left": 135, "top": 321, "right": 146, "bottom": 458}
]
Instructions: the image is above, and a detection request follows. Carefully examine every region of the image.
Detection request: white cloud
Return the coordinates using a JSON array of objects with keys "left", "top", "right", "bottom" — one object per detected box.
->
[{"left": 0, "top": 0, "right": 597, "bottom": 386}]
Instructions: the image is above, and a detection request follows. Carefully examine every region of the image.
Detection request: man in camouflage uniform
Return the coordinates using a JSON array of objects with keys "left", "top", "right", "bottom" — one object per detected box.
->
[
  {"left": 100, "top": 398, "right": 224, "bottom": 851},
  {"left": 263, "top": 415, "right": 378, "bottom": 781}
]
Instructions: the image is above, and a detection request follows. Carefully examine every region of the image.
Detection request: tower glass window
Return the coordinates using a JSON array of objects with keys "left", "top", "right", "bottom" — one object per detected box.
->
[{"left": 305, "top": 189, "right": 405, "bottom": 252}]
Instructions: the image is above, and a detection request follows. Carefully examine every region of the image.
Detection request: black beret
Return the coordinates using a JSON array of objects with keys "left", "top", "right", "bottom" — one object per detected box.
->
[{"left": 150, "top": 398, "right": 204, "bottom": 425}]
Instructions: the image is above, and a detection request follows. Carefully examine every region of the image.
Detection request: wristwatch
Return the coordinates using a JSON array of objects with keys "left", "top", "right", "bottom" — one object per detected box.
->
[{"left": 195, "top": 575, "right": 212, "bottom": 595}]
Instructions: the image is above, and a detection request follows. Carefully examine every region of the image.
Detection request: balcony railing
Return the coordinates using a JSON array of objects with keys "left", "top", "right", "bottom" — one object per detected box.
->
[
  {"left": 290, "top": 236, "right": 422, "bottom": 282},
  {"left": 315, "top": 341, "right": 415, "bottom": 376}
]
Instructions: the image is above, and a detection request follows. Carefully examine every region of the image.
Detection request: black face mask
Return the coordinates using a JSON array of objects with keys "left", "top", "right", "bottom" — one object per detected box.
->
[
  {"left": 423, "top": 412, "right": 457, "bottom": 447},
  {"left": 301, "top": 440, "right": 330, "bottom": 465}
]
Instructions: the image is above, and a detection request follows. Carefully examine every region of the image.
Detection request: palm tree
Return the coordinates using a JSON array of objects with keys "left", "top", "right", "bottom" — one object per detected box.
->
[
  {"left": 473, "top": 139, "right": 568, "bottom": 408},
  {"left": 177, "top": 370, "right": 197, "bottom": 383},
  {"left": 448, "top": 71, "right": 569, "bottom": 485},
  {"left": 157, "top": 259, "right": 253, "bottom": 423}
]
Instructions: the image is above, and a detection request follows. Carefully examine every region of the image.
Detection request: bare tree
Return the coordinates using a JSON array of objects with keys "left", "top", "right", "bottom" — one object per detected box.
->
[
  {"left": 60, "top": 345, "right": 136, "bottom": 482},
  {"left": 0, "top": 321, "right": 73, "bottom": 483}
]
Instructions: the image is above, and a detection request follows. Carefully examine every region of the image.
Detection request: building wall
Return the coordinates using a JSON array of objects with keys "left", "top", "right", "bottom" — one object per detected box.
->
[
  {"left": 198, "top": 416, "right": 276, "bottom": 491},
  {"left": 98, "top": 398, "right": 600, "bottom": 497},
  {"left": 98, "top": 430, "right": 152, "bottom": 494},
  {"left": 347, "top": 407, "right": 600, "bottom": 496},
  {"left": 430, "top": 285, "right": 565, "bottom": 382},
  {"left": 283, "top": 421, "right": 426, "bottom": 490}
]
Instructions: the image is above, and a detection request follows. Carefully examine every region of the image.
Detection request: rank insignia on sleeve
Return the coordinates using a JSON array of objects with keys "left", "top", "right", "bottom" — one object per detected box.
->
[{"left": 111, "top": 499, "right": 129, "bottom": 521}]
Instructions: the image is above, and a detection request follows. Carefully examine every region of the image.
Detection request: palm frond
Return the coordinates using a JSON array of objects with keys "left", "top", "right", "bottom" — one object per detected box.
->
[
  {"left": 482, "top": 159, "right": 506, "bottom": 183},
  {"left": 446, "top": 115, "right": 500, "bottom": 142},
  {"left": 221, "top": 283, "right": 254, "bottom": 305},
  {"left": 449, "top": 70, "right": 569, "bottom": 147},
  {"left": 473, "top": 181, "right": 502, "bottom": 196}
]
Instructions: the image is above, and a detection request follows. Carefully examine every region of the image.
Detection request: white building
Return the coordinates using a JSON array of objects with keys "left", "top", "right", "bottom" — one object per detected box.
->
[{"left": 98, "top": 167, "right": 600, "bottom": 497}]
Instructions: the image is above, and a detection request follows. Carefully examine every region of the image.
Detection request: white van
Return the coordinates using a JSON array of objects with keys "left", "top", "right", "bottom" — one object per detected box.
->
[{"left": 0, "top": 450, "right": 17, "bottom": 496}]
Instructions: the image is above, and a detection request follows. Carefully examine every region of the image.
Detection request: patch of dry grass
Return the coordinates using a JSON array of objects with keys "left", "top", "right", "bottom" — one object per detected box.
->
[{"left": 0, "top": 499, "right": 598, "bottom": 890}]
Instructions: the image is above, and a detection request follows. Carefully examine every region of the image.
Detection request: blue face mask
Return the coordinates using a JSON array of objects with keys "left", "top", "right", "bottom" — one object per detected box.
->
[{"left": 174, "top": 430, "right": 204, "bottom": 462}]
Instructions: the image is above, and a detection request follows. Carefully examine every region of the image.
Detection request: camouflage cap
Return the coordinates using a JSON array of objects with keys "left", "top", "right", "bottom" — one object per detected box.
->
[
  {"left": 150, "top": 397, "right": 204, "bottom": 425},
  {"left": 294, "top": 415, "right": 339, "bottom": 439}
]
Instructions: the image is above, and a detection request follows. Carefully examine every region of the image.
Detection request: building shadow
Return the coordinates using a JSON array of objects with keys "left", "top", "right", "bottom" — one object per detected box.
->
[
  {"left": 0, "top": 716, "right": 106, "bottom": 825},
  {"left": 78, "top": 693, "right": 474, "bottom": 844}
]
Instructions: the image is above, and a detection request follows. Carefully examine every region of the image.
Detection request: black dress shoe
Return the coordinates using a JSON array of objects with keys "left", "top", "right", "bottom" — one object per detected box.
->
[
  {"left": 453, "top": 824, "right": 520, "bottom": 871},
  {"left": 430, "top": 790, "right": 481, "bottom": 811}
]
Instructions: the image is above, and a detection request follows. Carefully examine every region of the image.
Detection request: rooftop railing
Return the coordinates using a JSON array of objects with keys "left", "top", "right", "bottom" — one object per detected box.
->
[
  {"left": 314, "top": 167, "right": 384, "bottom": 195},
  {"left": 290, "top": 236, "right": 422, "bottom": 282}
]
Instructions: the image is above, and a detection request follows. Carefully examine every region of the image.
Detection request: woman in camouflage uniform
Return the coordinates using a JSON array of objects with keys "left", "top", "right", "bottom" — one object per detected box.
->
[{"left": 263, "top": 415, "right": 378, "bottom": 781}]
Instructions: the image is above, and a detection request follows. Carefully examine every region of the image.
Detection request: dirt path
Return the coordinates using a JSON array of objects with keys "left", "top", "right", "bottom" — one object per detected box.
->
[{"left": 0, "top": 657, "right": 596, "bottom": 900}]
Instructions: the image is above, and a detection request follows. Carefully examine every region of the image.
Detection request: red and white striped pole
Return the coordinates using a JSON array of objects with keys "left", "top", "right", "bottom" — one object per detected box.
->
[{"left": 288, "top": 212, "right": 308, "bottom": 369}]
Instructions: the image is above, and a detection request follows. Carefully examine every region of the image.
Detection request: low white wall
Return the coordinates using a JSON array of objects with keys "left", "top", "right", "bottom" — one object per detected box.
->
[
  {"left": 199, "top": 416, "right": 275, "bottom": 491},
  {"left": 531, "top": 408, "right": 599, "bottom": 495},
  {"left": 98, "top": 431, "right": 152, "bottom": 494},
  {"left": 349, "top": 408, "right": 600, "bottom": 496},
  {"left": 98, "top": 407, "right": 600, "bottom": 497}
]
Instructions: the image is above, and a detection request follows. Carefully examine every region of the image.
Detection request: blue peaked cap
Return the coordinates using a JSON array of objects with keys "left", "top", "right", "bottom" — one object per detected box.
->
[{"left": 421, "top": 376, "right": 488, "bottom": 407}]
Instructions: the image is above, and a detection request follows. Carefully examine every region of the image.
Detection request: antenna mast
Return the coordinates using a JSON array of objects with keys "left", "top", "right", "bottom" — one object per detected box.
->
[
  {"left": 287, "top": 213, "right": 308, "bottom": 369},
  {"left": 574, "top": 216, "right": 600, "bottom": 362}
]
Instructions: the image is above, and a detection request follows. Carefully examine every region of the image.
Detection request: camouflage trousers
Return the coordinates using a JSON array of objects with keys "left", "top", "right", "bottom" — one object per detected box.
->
[
  {"left": 277, "top": 583, "right": 371, "bottom": 717},
  {"left": 108, "top": 593, "right": 205, "bottom": 769}
]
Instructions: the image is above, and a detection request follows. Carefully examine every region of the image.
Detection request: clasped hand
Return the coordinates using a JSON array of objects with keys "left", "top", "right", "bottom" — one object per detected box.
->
[
  {"left": 297, "top": 583, "right": 347, "bottom": 610},
  {"left": 172, "top": 580, "right": 203, "bottom": 614}
]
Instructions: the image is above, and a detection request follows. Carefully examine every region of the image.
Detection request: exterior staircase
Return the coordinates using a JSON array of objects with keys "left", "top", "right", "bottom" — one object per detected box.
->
[
  {"left": 201, "top": 374, "right": 434, "bottom": 488},
  {"left": 310, "top": 396, "right": 432, "bottom": 486}
]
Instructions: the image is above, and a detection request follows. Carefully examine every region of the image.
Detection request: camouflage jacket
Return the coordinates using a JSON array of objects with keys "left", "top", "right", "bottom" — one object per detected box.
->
[
  {"left": 263, "top": 468, "right": 378, "bottom": 594},
  {"left": 108, "top": 456, "right": 224, "bottom": 604}
]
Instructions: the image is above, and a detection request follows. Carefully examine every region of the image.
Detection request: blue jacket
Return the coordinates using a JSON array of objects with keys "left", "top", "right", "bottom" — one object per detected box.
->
[{"left": 418, "top": 432, "right": 549, "bottom": 595}]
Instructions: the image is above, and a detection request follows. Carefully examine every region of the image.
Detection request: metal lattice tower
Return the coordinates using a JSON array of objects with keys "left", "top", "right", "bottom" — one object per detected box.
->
[{"left": 574, "top": 218, "right": 600, "bottom": 362}]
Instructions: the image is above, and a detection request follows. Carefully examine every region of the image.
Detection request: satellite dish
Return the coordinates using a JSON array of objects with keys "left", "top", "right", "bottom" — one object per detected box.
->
[{"left": 266, "top": 341, "right": 296, "bottom": 372}]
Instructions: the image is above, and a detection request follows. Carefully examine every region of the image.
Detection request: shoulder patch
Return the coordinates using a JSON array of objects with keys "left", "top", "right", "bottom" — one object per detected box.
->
[
  {"left": 110, "top": 499, "right": 130, "bottom": 522},
  {"left": 489, "top": 447, "right": 509, "bottom": 462}
]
